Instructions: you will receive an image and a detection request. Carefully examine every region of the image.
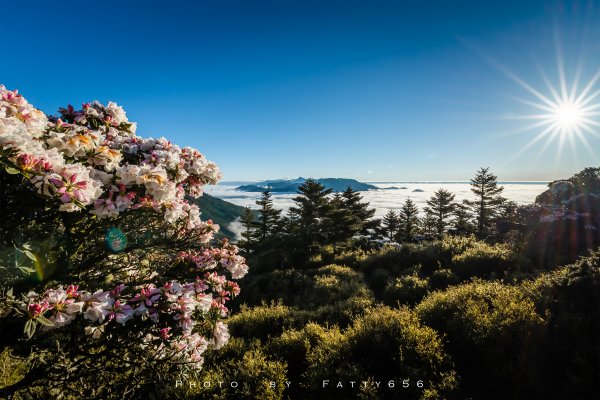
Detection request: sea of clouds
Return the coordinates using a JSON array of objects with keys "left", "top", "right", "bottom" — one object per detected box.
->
[{"left": 205, "top": 182, "right": 549, "bottom": 219}]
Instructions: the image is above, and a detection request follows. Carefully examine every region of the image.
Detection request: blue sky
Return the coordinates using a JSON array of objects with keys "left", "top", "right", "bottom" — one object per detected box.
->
[{"left": 2, "top": 0, "right": 600, "bottom": 181}]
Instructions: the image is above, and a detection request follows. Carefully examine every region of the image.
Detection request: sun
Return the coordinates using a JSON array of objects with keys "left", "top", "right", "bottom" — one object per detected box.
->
[
  {"left": 553, "top": 101, "right": 583, "bottom": 131},
  {"left": 506, "top": 62, "right": 600, "bottom": 162}
]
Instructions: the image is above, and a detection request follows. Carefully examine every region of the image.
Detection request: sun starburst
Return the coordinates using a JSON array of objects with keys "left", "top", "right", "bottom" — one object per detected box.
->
[{"left": 507, "top": 62, "right": 600, "bottom": 163}]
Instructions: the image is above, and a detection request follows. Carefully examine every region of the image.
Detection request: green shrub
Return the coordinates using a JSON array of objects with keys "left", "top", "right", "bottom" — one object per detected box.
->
[
  {"left": 236, "top": 269, "right": 313, "bottom": 308},
  {"left": 269, "top": 323, "right": 344, "bottom": 398},
  {"left": 415, "top": 280, "right": 544, "bottom": 399},
  {"left": 305, "top": 265, "right": 367, "bottom": 305},
  {"left": 176, "top": 345, "right": 288, "bottom": 400},
  {"left": 428, "top": 268, "right": 458, "bottom": 290},
  {"left": 0, "top": 349, "right": 26, "bottom": 392},
  {"left": 303, "top": 307, "right": 458, "bottom": 399},
  {"left": 382, "top": 274, "right": 430, "bottom": 306},
  {"left": 450, "top": 241, "right": 515, "bottom": 279},
  {"left": 521, "top": 252, "right": 600, "bottom": 399},
  {"left": 228, "top": 301, "right": 306, "bottom": 341}
]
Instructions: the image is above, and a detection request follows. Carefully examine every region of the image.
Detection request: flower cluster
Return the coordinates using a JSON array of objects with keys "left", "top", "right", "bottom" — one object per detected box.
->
[
  {"left": 22, "top": 269, "right": 242, "bottom": 368},
  {"left": 2, "top": 86, "right": 249, "bottom": 372},
  {"left": 176, "top": 239, "right": 249, "bottom": 279},
  {"left": 0, "top": 85, "right": 221, "bottom": 238}
]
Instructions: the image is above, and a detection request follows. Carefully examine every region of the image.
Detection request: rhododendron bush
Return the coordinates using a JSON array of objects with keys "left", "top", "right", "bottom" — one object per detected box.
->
[{"left": 0, "top": 85, "right": 248, "bottom": 398}]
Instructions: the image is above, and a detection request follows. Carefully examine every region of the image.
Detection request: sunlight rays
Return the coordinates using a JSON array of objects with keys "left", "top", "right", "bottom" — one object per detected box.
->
[{"left": 505, "top": 56, "right": 600, "bottom": 164}]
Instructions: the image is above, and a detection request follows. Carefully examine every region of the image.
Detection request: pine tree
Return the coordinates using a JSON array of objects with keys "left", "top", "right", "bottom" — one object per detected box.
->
[
  {"left": 397, "top": 198, "right": 420, "bottom": 242},
  {"left": 324, "top": 187, "right": 378, "bottom": 246},
  {"left": 423, "top": 188, "right": 456, "bottom": 238},
  {"left": 341, "top": 186, "right": 378, "bottom": 236},
  {"left": 420, "top": 213, "right": 438, "bottom": 237},
  {"left": 239, "top": 206, "right": 258, "bottom": 254},
  {"left": 453, "top": 201, "right": 475, "bottom": 235},
  {"left": 465, "top": 167, "right": 505, "bottom": 238},
  {"left": 382, "top": 209, "right": 400, "bottom": 240},
  {"left": 289, "top": 179, "right": 333, "bottom": 255},
  {"left": 255, "top": 190, "right": 281, "bottom": 241}
]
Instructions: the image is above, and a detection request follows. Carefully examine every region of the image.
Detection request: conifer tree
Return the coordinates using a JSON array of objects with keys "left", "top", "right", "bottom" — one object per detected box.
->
[
  {"left": 289, "top": 179, "right": 333, "bottom": 255},
  {"left": 382, "top": 209, "right": 400, "bottom": 240},
  {"left": 324, "top": 187, "right": 378, "bottom": 246},
  {"left": 421, "top": 213, "right": 438, "bottom": 237},
  {"left": 453, "top": 201, "right": 475, "bottom": 235},
  {"left": 423, "top": 188, "right": 456, "bottom": 238},
  {"left": 239, "top": 206, "right": 258, "bottom": 254},
  {"left": 397, "top": 198, "right": 420, "bottom": 242},
  {"left": 326, "top": 193, "right": 354, "bottom": 245},
  {"left": 255, "top": 190, "right": 281, "bottom": 242},
  {"left": 341, "top": 186, "right": 378, "bottom": 236},
  {"left": 465, "top": 167, "right": 505, "bottom": 237}
]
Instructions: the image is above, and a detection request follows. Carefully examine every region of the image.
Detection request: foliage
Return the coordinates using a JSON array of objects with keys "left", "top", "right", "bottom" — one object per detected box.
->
[
  {"left": 302, "top": 307, "right": 458, "bottom": 399},
  {"left": 227, "top": 301, "right": 305, "bottom": 341},
  {"left": 464, "top": 167, "right": 505, "bottom": 238},
  {"left": 0, "top": 86, "right": 248, "bottom": 398},
  {"left": 382, "top": 274, "right": 430, "bottom": 306},
  {"left": 522, "top": 252, "right": 600, "bottom": 398},
  {"left": 381, "top": 209, "right": 400, "bottom": 241},
  {"left": 255, "top": 190, "right": 282, "bottom": 242},
  {"left": 396, "top": 198, "right": 420, "bottom": 242},
  {"left": 415, "top": 280, "right": 545, "bottom": 399},
  {"left": 423, "top": 188, "right": 456, "bottom": 238},
  {"left": 451, "top": 241, "right": 519, "bottom": 279}
]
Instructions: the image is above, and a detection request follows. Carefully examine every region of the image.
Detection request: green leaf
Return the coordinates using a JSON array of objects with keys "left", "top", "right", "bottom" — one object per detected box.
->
[
  {"left": 24, "top": 250, "right": 37, "bottom": 262},
  {"left": 6, "top": 288, "right": 13, "bottom": 299},
  {"left": 36, "top": 315, "right": 54, "bottom": 327},
  {"left": 5, "top": 167, "right": 20, "bottom": 175},
  {"left": 24, "top": 319, "right": 37, "bottom": 339},
  {"left": 21, "top": 244, "right": 32, "bottom": 250},
  {"left": 18, "top": 266, "right": 36, "bottom": 274}
]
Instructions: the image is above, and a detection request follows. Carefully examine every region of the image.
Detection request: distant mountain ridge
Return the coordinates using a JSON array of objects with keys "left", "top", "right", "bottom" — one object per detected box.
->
[{"left": 237, "top": 177, "right": 377, "bottom": 193}]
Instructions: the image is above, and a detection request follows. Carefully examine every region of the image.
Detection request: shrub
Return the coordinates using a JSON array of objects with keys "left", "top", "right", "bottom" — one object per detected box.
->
[
  {"left": 450, "top": 241, "right": 515, "bottom": 279},
  {"left": 269, "top": 323, "right": 344, "bottom": 398},
  {"left": 236, "top": 269, "right": 313, "bottom": 308},
  {"left": 173, "top": 342, "right": 288, "bottom": 400},
  {"left": 303, "top": 307, "right": 458, "bottom": 399},
  {"left": 415, "top": 280, "right": 544, "bottom": 399},
  {"left": 522, "top": 252, "right": 600, "bottom": 399},
  {"left": 0, "top": 86, "right": 248, "bottom": 398},
  {"left": 227, "top": 301, "right": 306, "bottom": 341},
  {"left": 382, "top": 274, "right": 430, "bottom": 306},
  {"left": 428, "top": 268, "right": 458, "bottom": 290}
]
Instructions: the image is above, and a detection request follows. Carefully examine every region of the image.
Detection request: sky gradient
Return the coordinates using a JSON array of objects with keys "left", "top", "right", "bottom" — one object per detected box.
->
[{"left": 2, "top": 0, "right": 599, "bottom": 181}]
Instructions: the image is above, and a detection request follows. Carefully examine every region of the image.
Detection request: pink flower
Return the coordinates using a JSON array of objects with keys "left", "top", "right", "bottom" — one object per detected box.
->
[
  {"left": 48, "top": 172, "right": 89, "bottom": 204},
  {"left": 159, "top": 327, "right": 171, "bottom": 340},
  {"left": 66, "top": 285, "right": 80, "bottom": 299},
  {"left": 107, "top": 300, "right": 134, "bottom": 325},
  {"left": 110, "top": 284, "right": 127, "bottom": 298},
  {"left": 28, "top": 302, "right": 50, "bottom": 318}
]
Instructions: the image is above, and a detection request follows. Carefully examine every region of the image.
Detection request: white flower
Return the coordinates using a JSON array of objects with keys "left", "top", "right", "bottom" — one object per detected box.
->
[
  {"left": 105, "top": 101, "right": 128, "bottom": 124},
  {"left": 47, "top": 311, "right": 75, "bottom": 329},
  {"left": 116, "top": 164, "right": 141, "bottom": 186},
  {"left": 212, "top": 321, "right": 230, "bottom": 350},
  {"left": 83, "top": 291, "right": 114, "bottom": 323},
  {"left": 196, "top": 293, "right": 212, "bottom": 312}
]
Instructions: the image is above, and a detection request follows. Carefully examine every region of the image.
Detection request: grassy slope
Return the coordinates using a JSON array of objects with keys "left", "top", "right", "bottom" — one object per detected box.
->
[{"left": 190, "top": 193, "right": 249, "bottom": 239}]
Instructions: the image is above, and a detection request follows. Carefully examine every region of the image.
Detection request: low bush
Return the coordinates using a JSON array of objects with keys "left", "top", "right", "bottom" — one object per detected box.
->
[
  {"left": 415, "top": 280, "right": 544, "bottom": 399},
  {"left": 522, "top": 252, "right": 600, "bottom": 399},
  {"left": 227, "top": 302, "right": 307, "bottom": 341},
  {"left": 382, "top": 274, "right": 430, "bottom": 306},
  {"left": 303, "top": 307, "right": 458, "bottom": 399}
]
